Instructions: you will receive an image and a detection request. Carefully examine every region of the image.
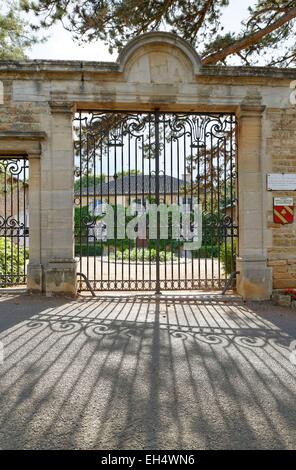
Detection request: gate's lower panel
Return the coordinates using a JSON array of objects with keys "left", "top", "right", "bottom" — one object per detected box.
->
[{"left": 78, "top": 259, "right": 224, "bottom": 291}]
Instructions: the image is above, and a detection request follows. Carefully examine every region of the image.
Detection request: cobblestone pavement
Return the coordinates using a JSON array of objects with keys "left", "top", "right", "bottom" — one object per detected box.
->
[{"left": 0, "top": 292, "right": 295, "bottom": 449}]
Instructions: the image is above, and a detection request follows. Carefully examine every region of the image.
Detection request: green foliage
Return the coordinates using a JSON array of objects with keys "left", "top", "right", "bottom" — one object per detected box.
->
[
  {"left": 74, "top": 172, "right": 141, "bottom": 193},
  {"left": 0, "top": 237, "right": 28, "bottom": 286},
  {"left": 107, "top": 238, "right": 135, "bottom": 251},
  {"left": 75, "top": 244, "right": 103, "bottom": 257},
  {"left": 22, "top": 0, "right": 296, "bottom": 67},
  {"left": 0, "top": 171, "right": 20, "bottom": 194},
  {"left": 220, "top": 240, "right": 237, "bottom": 275},
  {"left": 112, "top": 248, "right": 176, "bottom": 263},
  {"left": 74, "top": 174, "right": 105, "bottom": 192},
  {"left": 191, "top": 245, "right": 220, "bottom": 259},
  {"left": 74, "top": 205, "right": 92, "bottom": 242},
  {"left": 0, "top": 1, "right": 41, "bottom": 60},
  {"left": 116, "top": 170, "right": 141, "bottom": 177},
  {"left": 202, "top": 212, "right": 222, "bottom": 246}
]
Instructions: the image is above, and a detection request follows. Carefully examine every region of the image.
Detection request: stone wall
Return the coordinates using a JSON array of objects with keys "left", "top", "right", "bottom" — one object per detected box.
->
[
  {"left": 0, "top": 79, "right": 44, "bottom": 134},
  {"left": 266, "top": 108, "right": 296, "bottom": 289}
]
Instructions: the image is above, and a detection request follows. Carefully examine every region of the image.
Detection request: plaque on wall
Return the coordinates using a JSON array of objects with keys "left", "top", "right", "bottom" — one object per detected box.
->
[{"left": 267, "top": 173, "right": 296, "bottom": 191}]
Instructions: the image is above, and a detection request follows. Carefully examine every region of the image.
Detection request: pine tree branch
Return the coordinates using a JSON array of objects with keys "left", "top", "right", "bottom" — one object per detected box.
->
[
  {"left": 189, "top": 0, "right": 215, "bottom": 40},
  {"left": 202, "top": 6, "right": 296, "bottom": 65}
]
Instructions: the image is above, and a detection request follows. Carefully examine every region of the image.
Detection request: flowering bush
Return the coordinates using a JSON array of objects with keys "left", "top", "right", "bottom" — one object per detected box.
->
[{"left": 284, "top": 289, "right": 296, "bottom": 300}]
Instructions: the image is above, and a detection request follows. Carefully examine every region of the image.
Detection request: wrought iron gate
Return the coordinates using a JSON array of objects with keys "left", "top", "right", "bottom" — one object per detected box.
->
[
  {"left": 0, "top": 157, "right": 29, "bottom": 287},
  {"left": 74, "top": 111, "right": 238, "bottom": 292}
]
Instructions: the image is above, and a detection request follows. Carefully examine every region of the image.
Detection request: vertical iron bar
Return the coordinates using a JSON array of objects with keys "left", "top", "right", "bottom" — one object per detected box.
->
[
  {"left": 210, "top": 131, "right": 214, "bottom": 289},
  {"left": 217, "top": 118, "right": 221, "bottom": 286},
  {"left": 177, "top": 139, "right": 181, "bottom": 289},
  {"left": 93, "top": 134, "right": 97, "bottom": 289},
  {"left": 183, "top": 125, "right": 187, "bottom": 288},
  {"left": 79, "top": 114, "right": 83, "bottom": 291},
  {"left": 223, "top": 130, "right": 228, "bottom": 287},
  {"left": 197, "top": 128, "right": 201, "bottom": 288},
  {"left": 121, "top": 124, "right": 124, "bottom": 289},
  {"left": 128, "top": 129, "right": 131, "bottom": 289},
  {"left": 170, "top": 122, "right": 174, "bottom": 288},
  {"left": 107, "top": 124, "right": 110, "bottom": 289},
  {"left": 141, "top": 130, "right": 145, "bottom": 289},
  {"left": 190, "top": 119, "right": 194, "bottom": 289},
  {"left": 204, "top": 128, "right": 208, "bottom": 288},
  {"left": 155, "top": 109, "right": 161, "bottom": 295},
  {"left": 230, "top": 116, "right": 235, "bottom": 275},
  {"left": 163, "top": 114, "right": 167, "bottom": 289},
  {"left": 4, "top": 162, "right": 7, "bottom": 285},
  {"left": 86, "top": 133, "right": 90, "bottom": 284},
  {"left": 9, "top": 168, "right": 12, "bottom": 283},
  {"left": 23, "top": 162, "right": 26, "bottom": 284},
  {"left": 16, "top": 165, "right": 20, "bottom": 283},
  {"left": 148, "top": 115, "right": 152, "bottom": 289},
  {"left": 100, "top": 126, "right": 103, "bottom": 290},
  {"left": 114, "top": 129, "right": 117, "bottom": 287},
  {"left": 135, "top": 121, "right": 138, "bottom": 289}
]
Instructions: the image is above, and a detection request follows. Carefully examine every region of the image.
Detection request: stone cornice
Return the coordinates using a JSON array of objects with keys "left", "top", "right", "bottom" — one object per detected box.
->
[
  {"left": 49, "top": 101, "right": 75, "bottom": 114},
  {"left": 0, "top": 131, "right": 47, "bottom": 141},
  {"left": 0, "top": 60, "right": 295, "bottom": 82},
  {"left": 237, "top": 104, "right": 266, "bottom": 117}
]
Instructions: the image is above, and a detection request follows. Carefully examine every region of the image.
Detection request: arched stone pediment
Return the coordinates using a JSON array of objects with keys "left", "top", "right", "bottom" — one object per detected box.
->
[{"left": 117, "top": 32, "right": 202, "bottom": 84}]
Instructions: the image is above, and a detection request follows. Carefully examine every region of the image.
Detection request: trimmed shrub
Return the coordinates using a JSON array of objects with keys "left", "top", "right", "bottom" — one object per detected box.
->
[
  {"left": 74, "top": 206, "right": 91, "bottom": 242},
  {"left": 112, "top": 248, "right": 176, "bottom": 262},
  {"left": 191, "top": 245, "right": 220, "bottom": 259},
  {"left": 75, "top": 244, "right": 103, "bottom": 257}
]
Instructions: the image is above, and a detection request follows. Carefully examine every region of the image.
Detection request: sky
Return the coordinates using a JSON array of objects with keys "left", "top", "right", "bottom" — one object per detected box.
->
[{"left": 26, "top": 0, "right": 254, "bottom": 62}]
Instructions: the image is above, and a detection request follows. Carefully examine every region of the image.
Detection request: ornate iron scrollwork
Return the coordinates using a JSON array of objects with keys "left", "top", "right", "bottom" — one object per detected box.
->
[
  {"left": 0, "top": 157, "right": 29, "bottom": 287},
  {"left": 73, "top": 111, "right": 238, "bottom": 292}
]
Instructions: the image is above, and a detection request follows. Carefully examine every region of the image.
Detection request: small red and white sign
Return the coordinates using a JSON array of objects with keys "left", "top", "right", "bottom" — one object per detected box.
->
[{"left": 274, "top": 197, "right": 294, "bottom": 225}]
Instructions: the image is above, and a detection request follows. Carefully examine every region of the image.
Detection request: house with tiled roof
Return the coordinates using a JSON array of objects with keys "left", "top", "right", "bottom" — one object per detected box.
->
[{"left": 76, "top": 174, "right": 193, "bottom": 213}]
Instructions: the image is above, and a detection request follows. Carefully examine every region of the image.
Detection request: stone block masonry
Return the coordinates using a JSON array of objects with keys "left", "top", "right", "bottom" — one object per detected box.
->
[{"left": 266, "top": 109, "right": 296, "bottom": 290}]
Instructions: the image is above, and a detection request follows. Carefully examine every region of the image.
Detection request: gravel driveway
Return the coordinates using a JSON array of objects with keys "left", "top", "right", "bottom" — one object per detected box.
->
[
  {"left": 78, "top": 256, "right": 222, "bottom": 282},
  {"left": 0, "top": 292, "right": 295, "bottom": 449}
]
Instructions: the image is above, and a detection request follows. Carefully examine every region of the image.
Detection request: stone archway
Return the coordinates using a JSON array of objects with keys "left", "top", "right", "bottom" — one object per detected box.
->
[{"left": 1, "top": 31, "right": 294, "bottom": 299}]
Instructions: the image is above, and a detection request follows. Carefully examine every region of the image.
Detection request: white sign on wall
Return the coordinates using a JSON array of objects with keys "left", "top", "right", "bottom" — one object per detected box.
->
[
  {"left": 274, "top": 197, "right": 294, "bottom": 206},
  {"left": 267, "top": 174, "right": 296, "bottom": 191}
]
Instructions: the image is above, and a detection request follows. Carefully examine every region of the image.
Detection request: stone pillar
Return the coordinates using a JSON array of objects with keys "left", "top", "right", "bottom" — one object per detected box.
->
[
  {"left": 43, "top": 102, "right": 77, "bottom": 296},
  {"left": 27, "top": 156, "right": 43, "bottom": 293},
  {"left": 236, "top": 101, "right": 272, "bottom": 300}
]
